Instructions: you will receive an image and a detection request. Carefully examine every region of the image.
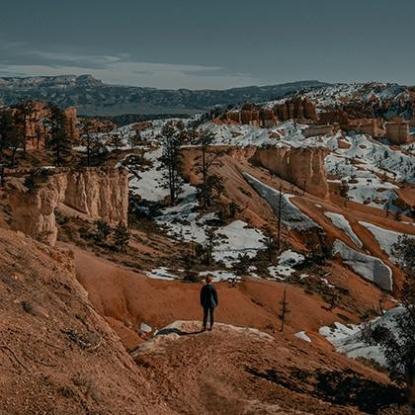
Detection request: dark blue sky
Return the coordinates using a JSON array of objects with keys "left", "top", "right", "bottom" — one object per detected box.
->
[{"left": 0, "top": 0, "right": 414, "bottom": 89}]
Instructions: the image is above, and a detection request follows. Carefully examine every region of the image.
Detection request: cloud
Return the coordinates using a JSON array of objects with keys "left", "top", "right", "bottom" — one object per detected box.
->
[{"left": 0, "top": 41, "right": 262, "bottom": 89}]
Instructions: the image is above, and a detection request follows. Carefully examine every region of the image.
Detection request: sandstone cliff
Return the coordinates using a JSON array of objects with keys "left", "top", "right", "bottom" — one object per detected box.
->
[
  {"left": 252, "top": 146, "right": 329, "bottom": 198},
  {"left": 8, "top": 167, "right": 128, "bottom": 246},
  {"left": 220, "top": 98, "right": 317, "bottom": 127},
  {"left": 385, "top": 118, "right": 412, "bottom": 144}
]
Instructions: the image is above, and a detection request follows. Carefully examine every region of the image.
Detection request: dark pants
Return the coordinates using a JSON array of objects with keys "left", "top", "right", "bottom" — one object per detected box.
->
[{"left": 203, "top": 307, "right": 215, "bottom": 329}]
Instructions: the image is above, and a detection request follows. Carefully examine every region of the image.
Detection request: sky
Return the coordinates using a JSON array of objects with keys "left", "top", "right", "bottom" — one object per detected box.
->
[{"left": 0, "top": 0, "right": 414, "bottom": 90}]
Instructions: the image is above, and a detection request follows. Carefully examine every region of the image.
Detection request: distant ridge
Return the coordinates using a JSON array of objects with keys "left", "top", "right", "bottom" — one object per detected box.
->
[{"left": 0, "top": 74, "right": 328, "bottom": 116}]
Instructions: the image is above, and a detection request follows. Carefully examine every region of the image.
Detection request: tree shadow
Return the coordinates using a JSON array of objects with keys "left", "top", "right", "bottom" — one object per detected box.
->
[
  {"left": 247, "top": 366, "right": 406, "bottom": 413},
  {"left": 156, "top": 327, "right": 205, "bottom": 336},
  {"left": 313, "top": 368, "right": 406, "bottom": 413}
]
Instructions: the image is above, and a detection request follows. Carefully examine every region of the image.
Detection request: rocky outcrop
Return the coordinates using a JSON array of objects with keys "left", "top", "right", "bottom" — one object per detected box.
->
[
  {"left": 220, "top": 99, "right": 317, "bottom": 126},
  {"left": 272, "top": 98, "right": 317, "bottom": 122},
  {"left": 252, "top": 146, "right": 329, "bottom": 198},
  {"left": 8, "top": 168, "right": 128, "bottom": 246},
  {"left": 384, "top": 118, "right": 412, "bottom": 144},
  {"left": 345, "top": 118, "right": 385, "bottom": 137}
]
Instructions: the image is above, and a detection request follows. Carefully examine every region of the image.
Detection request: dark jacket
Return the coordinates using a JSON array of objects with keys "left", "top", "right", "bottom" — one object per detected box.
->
[{"left": 200, "top": 283, "right": 218, "bottom": 308}]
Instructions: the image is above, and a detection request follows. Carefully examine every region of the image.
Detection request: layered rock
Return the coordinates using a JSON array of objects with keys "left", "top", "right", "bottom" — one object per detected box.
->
[
  {"left": 345, "top": 118, "right": 385, "bottom": 137},
  {"left": 220, "top": 98, "right": 317, "bottom": 126},
  {"left": 272, "top": 98, "right": 317, "bottom": 122},
  {"left": 8, "top": 167, "right": 128, "bottom": 246},
  {"left": 384, "top": 118, "right": 412, "bottom": 144},
  {"left": 252, "top": 146, "right": 329, "bottom": 198}
]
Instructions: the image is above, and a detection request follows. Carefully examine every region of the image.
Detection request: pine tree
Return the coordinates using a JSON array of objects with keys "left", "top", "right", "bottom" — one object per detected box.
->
[
  {"left": 95, "top": 220, "right": 111, "bottom": 242},
  {"left": 233, "top": 252, "right": 250, "bottom": 276},
  {"left": 47, "top": 105, "right": 72, "bottom": 166},
  {"left": 161, "top": 122, "right": 183, "bottom": 206},
  {"left": 363, "top": 235, "right": 415, "bottom": 407},
  {"left": 109, "top": 133, "right": 123, "bottom": 150},
  {"left": 278, "top": 288, "right": 290, "bottom": 332},
  {"left": 80, "top": 118, "right": 94, "bottom": 167},
  {"left": 113, "top": 222, "right": 130, "bottom": 252},
  {"left": 0, "top": 109, "right": 15, "bottom": 163},
  {"left": 15, "top": 100, "right": 35, "bottom": 153},
  {"left": 197, "top": 130, "right": 224, "bottom": 208}
]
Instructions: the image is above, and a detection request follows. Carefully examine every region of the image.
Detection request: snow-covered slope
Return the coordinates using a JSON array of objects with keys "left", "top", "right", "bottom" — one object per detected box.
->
[
  {"left": 243, "top": 173, "right": 320, "bottom": 230},
  {"left": 320, "top": 306, "right": 404, "bottom": 367},
  {"left": 324, "top": 212, "right": 362, "bottom": 248},
  {"left": 333, "top": 240, "right": 393, "bottom": 291}
]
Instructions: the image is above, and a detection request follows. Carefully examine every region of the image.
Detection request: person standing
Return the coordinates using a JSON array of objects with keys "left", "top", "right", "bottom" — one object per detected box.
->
[{"left": 200, "top": 275, "right": 218, "bottom": 331}]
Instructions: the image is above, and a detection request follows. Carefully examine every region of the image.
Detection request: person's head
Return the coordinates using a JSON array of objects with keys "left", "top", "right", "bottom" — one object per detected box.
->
[{"left": 205, "top": 275, "right": 213, "bottom": 284}]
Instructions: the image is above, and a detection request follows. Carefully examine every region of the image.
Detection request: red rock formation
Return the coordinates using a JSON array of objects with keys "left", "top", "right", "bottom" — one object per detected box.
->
[
  {"left": 252, "top": 146, "right": 329, "bottom": 198},
  {"left": 272, "top": 98, "right": 318, "bottom": 122},
  {"left": 64, "top": 106, "right": 79, "bottom": 141},
  {"left": 344, "top": 118, "right": 385, "bottom": 137},
  {"left": 7, "top": 167, "right": 129, "bottom": 246},
  {"left": 384, "top": 118, "right": 412, "bottom": 144},
  {"left": 220, "top": 99, "right": 316, "bottom": 126}
]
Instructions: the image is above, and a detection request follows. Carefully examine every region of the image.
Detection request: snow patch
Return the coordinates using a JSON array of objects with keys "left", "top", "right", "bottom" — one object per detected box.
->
[
  {"left": 333, "top": 240, "right": 393, "bottom": 291},
  {"left": 244, "top": 173, "right": 320, "bottom": 230},
  {"left": 324, "top": 212, "right": 362, "bottom": 248}
]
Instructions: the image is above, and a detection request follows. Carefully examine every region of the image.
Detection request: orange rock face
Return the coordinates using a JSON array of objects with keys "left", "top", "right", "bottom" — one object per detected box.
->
[
  {"left": 220, "top": 99, "right": 317, "bottom": 126},
  {"left": 384, "top": 118, "right": 412, "bottom": 144},
  {"left": 272, "top": 98, "right": 318, "bottom": 122},
  {"left": 252, "top": 146, "right": 330, "bottom": 198},
  {"left": 7, "top": 167, "right": 129, "bottom": 246}
]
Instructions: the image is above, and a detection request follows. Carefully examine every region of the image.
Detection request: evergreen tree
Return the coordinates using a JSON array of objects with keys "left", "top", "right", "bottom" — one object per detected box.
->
[
  {"left": 161, "top": 122, "right": 183, "bottom": 206},
  {"left": 109, "top": 133, "right": 123, "bottom": 150},
  {"left": 363, "top": 235, "right": 415, "bottom": 406},
  {"left": 95, "top": 220, "right": 111, "bottom": 242},
  {"left": 47, "top": 105, "right": 72, "bottom": 166},
  {"left": 80, "top": 118, "right": 94, "bottom": 167},
  {"left": 278, "top": 288, "right": 290, "bottom": 332},
  {"left": 113, "top": 222, "right": 130, "bottom": 251},
  {"left": 197, "top": 130, "right": 224, "bottom": 208},
  {"left": 0, "top": 108, "right": 25, "bottom": 167}
]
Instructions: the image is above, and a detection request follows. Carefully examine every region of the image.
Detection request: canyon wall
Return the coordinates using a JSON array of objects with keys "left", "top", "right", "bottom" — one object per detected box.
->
[
  {"left": 252, "top": 146, "right": 329, "bottom": 198},
  {"left": 8, "top": 167, "right": 128, "bottom": 246},
  {"left": 220, "top": 99, "right": 317, "bottom": 127},
  {"left": 385, "top": 119, "right": 412, "bottom": 144}
]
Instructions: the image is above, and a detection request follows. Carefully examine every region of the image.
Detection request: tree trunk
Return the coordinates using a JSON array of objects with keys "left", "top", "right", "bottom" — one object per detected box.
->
[{"left": 406, "top": 364, "right": 415, "bottom": 412}]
